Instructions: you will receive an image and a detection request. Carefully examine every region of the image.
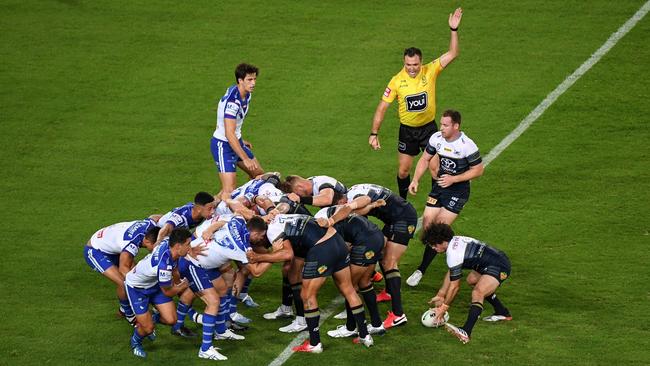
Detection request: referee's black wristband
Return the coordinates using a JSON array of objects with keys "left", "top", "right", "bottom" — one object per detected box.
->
[
  {"left": 299, "top": 196, "right": 313, "bottom": 205},
  {"left": 450, "top": 26, "right": 458, "bottom": 31},
  {"left": 369, "top": 132, "right": 378, "bottom": 136}
]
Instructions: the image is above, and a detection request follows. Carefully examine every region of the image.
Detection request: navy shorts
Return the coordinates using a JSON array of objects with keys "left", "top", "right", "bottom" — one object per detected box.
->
[
  {"left": 350, "top": 231, "right": 385, "bottom": 266},
  {"left": 210, "top": 137, "right": 254, "bottom": 173},
  {"left": 426, "top": 185, "right": 470, "bottom": 214},
  {"left": 302, "top": 234, "right": 350, "bottom": 279}
]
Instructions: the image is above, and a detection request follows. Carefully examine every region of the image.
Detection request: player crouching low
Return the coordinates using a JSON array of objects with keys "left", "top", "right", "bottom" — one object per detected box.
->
[
  {"left": 124, "top": 229, "right": 193, "bottom": 358},
  {"left": 422, "top": 223, "right": 512, "bottom": 344},
  {"left": 247, "top": 211, "right": 374, "bottom": 353}
]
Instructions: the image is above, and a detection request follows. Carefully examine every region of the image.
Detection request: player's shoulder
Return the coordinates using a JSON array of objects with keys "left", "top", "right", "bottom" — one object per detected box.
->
[
  {"left": 428, "top": 131, "right": 443, "bottom": 143},
  {"left": 224, "top": 85, "right": 242, "bottom": 102},
  {"left": 458, "top": 132, "right": 479, "bottom": 149}
]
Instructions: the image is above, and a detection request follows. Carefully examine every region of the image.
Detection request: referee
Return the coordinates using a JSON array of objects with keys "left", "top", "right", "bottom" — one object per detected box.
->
[{"left": 369, "top": 8, "right": 463, "bottom": 199}]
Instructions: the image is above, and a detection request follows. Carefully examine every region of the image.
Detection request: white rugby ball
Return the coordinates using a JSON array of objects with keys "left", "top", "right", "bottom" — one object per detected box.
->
[{"left": 421, "top": 308, "right": 449, "bottom": 328}]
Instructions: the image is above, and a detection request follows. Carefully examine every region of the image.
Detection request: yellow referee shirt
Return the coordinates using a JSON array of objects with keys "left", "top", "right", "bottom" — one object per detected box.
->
[{"left": 382, "top": 58, "right": 444, "bottom": 127}]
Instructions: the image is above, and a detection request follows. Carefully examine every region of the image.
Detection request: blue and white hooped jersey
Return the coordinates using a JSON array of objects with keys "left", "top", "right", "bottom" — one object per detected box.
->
[
  {"left": 213, "top": 85, "right": 252, "bottom": 141},
  {"left": 125, "top": 240, "right": 174, "bottom": 289},
  {"left": 158, "top": 202, "right": 201, "bottom": 230},
  {"left": 89, "top": 218, "right": 156, "bottom": 257},
  {"left": 189, "top": 215, "right": 250, "bottom": 269}
]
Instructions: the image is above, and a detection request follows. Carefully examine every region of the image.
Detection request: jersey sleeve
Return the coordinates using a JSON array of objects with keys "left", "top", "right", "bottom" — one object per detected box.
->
[
  {"left": 164, "top": 212, "right": 185, "bottom": 229},
  {"left": 157, "top": 253, "right": 174, "bottom": 287},
  {"left": 446, "top": 246, "right": 464, "bottom": 281},
  {"left": 121, "top": 242, "right": 140, "bottom": 257},
  {"left": 381, "top": 77, "right": 399, "bottom": 103},
  {"left": 425, "top": 135, "right": 438, "bottom": 155},
  {"left": 429, "top": 58, "right": 444, "bottom": 78},
  {"left": 465, "top": 139, "right": 482, "bottom": 166},
  {"left": 223, "top": 96, "right": 241, "bottom": 120}
]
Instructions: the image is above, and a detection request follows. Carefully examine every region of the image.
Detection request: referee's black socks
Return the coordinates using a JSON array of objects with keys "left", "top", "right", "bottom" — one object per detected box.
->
[{"left": 397, "top": 175, "right": 411, "bottom": 199}]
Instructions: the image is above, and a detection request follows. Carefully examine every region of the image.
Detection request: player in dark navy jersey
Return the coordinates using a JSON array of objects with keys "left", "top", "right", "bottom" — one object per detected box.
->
[
  {"left": 406, "top": 110, "right": 485, "bottom": 287},
  {"left": 246, "top": 214, "right": 374, "bottom": 353},
  {"left": 314, "top": 197, "right": 387, "bottom": 337},
  {"left": 342, "top": 183, "right": 418, "bottom": 329},
  {"left": 421, "top": 223, "right": 512, "bottom": 344}
]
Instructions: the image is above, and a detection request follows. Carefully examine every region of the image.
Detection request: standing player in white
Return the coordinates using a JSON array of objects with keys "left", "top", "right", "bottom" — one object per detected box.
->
[
  {"left": 406, "top": 110, "right": 484, "bottom": 287},
  {"left": 83, "top": 217, "right": 160, "bottom": 324},
  {"left": 124, "top": 229, "right": 192, "bottom": 358},
  {"left": 210, "top": 63, "right": 264, "bottom": 201}
]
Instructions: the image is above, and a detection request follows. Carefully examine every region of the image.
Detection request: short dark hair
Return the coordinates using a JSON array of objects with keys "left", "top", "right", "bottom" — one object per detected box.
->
[
  {"left": 144, "top": 226, "right": 161, "bottom": 244},
  {"left": 194, "top": 192, "right": 215, "bottom": 206},
  {"left": 246, "top": 215, "right": 267, "bottom": 233},
  {"left": 403, "top": 47, "right": 423, "bottom": 60},
  {"left": 420, "top": 223, "right": 454, "bottom": 246},
  {"left": 442, "top": 109, "right": 462, "bottom": 125},
  {"left": 169, "top": 228, "right": 192, "bottom": 247},
  {"left": 235, "top": 63, "right": 259, "bottom": 82}
]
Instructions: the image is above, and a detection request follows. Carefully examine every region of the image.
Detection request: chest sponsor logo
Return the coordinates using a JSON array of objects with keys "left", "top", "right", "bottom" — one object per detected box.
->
[
  {"left": 405, "top": 92, "right": 427, "bottom": 112},
  {"left": 441, "top": 158, "right": 457, "bottom": 170}
]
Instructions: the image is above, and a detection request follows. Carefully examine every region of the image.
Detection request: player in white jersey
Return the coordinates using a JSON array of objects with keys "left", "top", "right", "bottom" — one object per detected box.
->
[
  {"left": 422, "top": 223, "right": 512, "bottom": 344},
  {"left": 283, "top": 174, "right": 347, "bottom": 207},
  {"left": 83, "top": 217, "right": 160, "bottom": 324},
  {"left": 175, "top": 215, "right": 272, "bottom": 361},
  {"left": 406, "top": 110, "right": 485, "bottom": 287},
  {"left": 210, "top": 63, "right": 264, "bottom": 201},
  {"left": 124, "top": 229, "right": 192, "bottom": 358}
]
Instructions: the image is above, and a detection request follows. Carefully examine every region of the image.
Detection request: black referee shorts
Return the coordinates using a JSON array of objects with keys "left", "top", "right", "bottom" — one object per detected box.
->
[{"left": 398, "top": 120, "right": 437, "bottom": 156}]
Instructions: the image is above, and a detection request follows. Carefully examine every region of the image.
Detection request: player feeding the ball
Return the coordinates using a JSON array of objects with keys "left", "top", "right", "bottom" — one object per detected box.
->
[{"left": 421, "top": 223, "right": 512, "bottom": 344}]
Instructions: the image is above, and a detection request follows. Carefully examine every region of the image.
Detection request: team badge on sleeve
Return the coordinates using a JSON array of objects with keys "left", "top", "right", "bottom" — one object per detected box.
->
[
  {"left": 225, "top": 101, "right": 239, "bottom": 117},
  {"left": 383, "top": 87, "right": 391, "bottom": 97}
]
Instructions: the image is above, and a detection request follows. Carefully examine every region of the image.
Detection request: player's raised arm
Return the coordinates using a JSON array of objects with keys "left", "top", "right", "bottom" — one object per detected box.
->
[{"left": 440, "top": 7, "right": 462, "bottom": 68}]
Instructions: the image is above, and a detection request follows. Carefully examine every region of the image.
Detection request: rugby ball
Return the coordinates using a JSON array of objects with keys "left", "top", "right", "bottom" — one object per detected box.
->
[{"left": 421, "top": 308, "right": 449, "bottom": 328}]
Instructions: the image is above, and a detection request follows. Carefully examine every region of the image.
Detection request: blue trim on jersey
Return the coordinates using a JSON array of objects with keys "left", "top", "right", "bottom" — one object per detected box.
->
[
  {"left": 84, "top": 246, "right": 119, "bottom": 273},
  {"left": 227, "top": 217, "right": 251, "bottom": 252},
  {"left": 165, "top": 203, "right": 201, "bottom": 229},
  {"left": 219, "top": 85, "right": 250, "bottom": 120},
  {"left": 210, "top": 137, "right": 255, "bottom": 173}
]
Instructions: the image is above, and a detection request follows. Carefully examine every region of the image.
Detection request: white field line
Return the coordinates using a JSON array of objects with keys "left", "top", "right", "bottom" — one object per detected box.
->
[
  {"left": 269, "top": 2, "right": 650, "bottom": 364},
  {"left": 415, "top": 0, "right": 650, "bottom": 231}
]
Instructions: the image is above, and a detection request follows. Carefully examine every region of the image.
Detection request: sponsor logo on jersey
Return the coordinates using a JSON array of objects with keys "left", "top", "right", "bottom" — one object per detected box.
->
[
  {"left": 427, "top": 197, "right": 437, "bottom": 205},
  {"left": 440, "top": 158, "right": 457, "bottom": 171},
  {"left": 225, "top": 102, "right": 239, "bottom": 117},
  {"left": 443, "top": 147, "right": 453, "bottom": 152},
  {"left": 317, "top": 265, "right": 328, "bottom": 274},
  {"left": 383, "top": 87, "right": 392, "bottom": 97},
  {"left": 365, "top": 250, "right": 375, "bottom": 260},
  {"left": 500, "top": 272, "right": 508, "bottom": 281},
  {"left": 405, "top": 92, "right": 428, "bottom": 112}
]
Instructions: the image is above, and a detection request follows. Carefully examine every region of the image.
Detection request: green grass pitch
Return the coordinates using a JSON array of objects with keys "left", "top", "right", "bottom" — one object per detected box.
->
[{"left": 1, "top": 1, "right": 649, "bottom": 365}]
